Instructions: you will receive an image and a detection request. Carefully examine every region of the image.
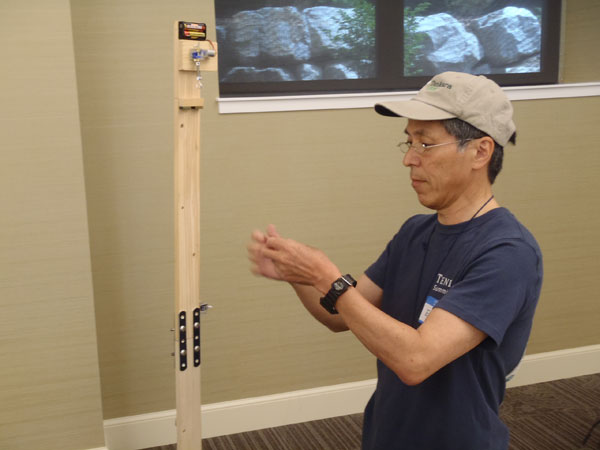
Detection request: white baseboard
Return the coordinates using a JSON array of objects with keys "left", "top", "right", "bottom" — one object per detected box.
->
[
  {"left": 104, "top": 409, "right": 177, "bottom": 450},
  {"left": 104, "top": 344, "right": 600, "bottom": 450},
  {"left": 505, "top": 344, "right": 600, "bottom": 388}
]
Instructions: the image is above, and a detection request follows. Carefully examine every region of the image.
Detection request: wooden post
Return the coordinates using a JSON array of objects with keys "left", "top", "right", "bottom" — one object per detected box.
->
[{"left": 173, "top": 21, "right": 218, "bottom": 449}]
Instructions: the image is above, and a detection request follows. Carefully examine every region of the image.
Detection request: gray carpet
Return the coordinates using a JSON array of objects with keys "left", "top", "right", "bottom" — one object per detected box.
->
[{"left": 144, "top": 373, "right": 600, "bottom": 450}]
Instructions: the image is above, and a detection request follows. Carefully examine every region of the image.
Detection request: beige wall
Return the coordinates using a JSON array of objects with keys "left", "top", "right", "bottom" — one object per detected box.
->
[
  {"left": 562, "top": 0, "right": 600, "bottom": 82},
  {"left": 0, "top": 1, "right": 105, "bottom": 449},
  {"left": 1, "top": 0, "right": 599, "bottom": 440}
]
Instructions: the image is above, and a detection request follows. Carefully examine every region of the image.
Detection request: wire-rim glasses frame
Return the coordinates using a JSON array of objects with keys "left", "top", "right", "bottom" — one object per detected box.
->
[{"left": 397, "top": 139, "right": 473, "bottom": 155}]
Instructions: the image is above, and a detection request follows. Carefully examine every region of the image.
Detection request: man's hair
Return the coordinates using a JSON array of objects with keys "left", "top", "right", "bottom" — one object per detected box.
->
[{"left": 441, "top": 118, "right": 516, "bottom": 184}]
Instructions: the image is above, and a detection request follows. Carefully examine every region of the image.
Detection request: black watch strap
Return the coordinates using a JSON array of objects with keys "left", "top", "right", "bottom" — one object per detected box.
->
[{"left": 320, "top": 274, "right": 357, "bottom": 314}]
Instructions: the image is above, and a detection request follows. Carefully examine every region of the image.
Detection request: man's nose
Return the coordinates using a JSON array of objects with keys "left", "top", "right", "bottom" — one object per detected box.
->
[{"left": 402, "top": 147, "right": 420, "bottom": 167}]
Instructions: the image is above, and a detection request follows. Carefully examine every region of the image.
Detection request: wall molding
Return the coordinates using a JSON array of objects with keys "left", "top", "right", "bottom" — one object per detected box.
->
[
  {"left": 104, "top": 344, "right": 600, "bottom": 450},
  {"left": 217, "top": 82, "right": 600, "bottom": 114}
]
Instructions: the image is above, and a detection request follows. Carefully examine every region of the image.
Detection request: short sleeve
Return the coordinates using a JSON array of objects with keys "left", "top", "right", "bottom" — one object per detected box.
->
[
  {"left": 365, "top": 238, "right": 392, "bottom": 289},
  {"left": 435, "top": 240, "right": 541, "bottom": 348},
  {"left": 365, "top": 216, "right": 429, "bottom": 290}
]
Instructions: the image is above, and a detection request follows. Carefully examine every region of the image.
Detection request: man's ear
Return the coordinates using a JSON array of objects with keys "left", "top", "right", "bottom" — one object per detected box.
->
[{"left": 472, "top": 136, "right": 495, "bottom": 170}]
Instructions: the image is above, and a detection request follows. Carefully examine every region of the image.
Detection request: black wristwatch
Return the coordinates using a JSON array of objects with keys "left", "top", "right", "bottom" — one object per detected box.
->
[{"left": 320, "top": 274, "right": 357, "bottom": 314}]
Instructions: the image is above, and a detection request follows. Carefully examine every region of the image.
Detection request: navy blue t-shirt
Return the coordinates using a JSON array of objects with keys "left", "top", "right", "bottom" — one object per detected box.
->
[{"left": 362, "top": 208, "right": 543, "bottom": 450}]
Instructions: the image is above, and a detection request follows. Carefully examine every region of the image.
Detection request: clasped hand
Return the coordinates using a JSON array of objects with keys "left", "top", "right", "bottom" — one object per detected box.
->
[{"left": 247, "top": 225, "right": 341, "bottom": 294}]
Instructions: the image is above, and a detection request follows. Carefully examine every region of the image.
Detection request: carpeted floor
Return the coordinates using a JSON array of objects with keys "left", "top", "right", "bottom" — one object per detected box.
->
[
  {"left": 144, "top": 373, "right": 600, "bottom": 450},
  {"left": 501, "top": 374, "right": 600, "bottom": 449}
]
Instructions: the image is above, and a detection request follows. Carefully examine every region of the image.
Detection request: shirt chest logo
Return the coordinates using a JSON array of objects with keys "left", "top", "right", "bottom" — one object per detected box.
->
[
  {"left": 436, "top": 273, "right": 453, "bottom": 288},
  {"left": 419, "top": 273, "right": 454, "bottom": 324},
  {"left": 432, "top": 272, "right": 453, "bottom": 295}
]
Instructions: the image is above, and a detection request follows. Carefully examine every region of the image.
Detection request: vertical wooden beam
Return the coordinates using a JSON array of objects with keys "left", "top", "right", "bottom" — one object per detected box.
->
[{"left": 173, "top": 22, "right": 217, "bottom": 449}]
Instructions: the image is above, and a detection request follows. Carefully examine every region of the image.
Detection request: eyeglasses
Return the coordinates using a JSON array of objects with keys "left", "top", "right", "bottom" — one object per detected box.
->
[{"left": 397, "top": 139, "right": 472, "bottom": 155}]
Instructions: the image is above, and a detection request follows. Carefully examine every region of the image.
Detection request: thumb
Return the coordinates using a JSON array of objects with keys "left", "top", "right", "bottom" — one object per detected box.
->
[{"left": 266, "top": 224, "right": 281, "bottom": 238}]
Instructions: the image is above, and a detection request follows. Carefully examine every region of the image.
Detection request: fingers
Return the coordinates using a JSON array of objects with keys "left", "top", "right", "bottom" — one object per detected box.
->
[
  {"left": 251, "top": 229, "right": 267, "bottom": 243},
  {"left": 259, "top": 245, "right": 281, "bottom": 262},
  {"left": 247, "top": 237, "right": 261, "bottom": 258},
  {"left": 247, "top": 226, "right": 337, "bottom": 288},
  {"left": 248, "top": 229, "right": 270, "bottom": 261},
  {"left": 265, "top": 236, "right": 285, "bottom": 251},
  {"left": 247, "top": 246, "right": 260, "bottom": 265},
  {"left": 250, "top": 226, "right": 282, "bottom": 250},
  {"left": 248, "top": 227, "right": 282, "bottom": 261},
  {"left": 266, "top": 224, "right": 280, "bottom": 238},
  {"left": 247, "top": 226, "right": 285, "bottom": 281}
]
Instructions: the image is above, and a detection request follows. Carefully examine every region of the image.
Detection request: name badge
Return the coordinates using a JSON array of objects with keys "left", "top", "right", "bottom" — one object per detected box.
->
[{"left": 418, "top": 296, "right": 439, "bottom": 324}]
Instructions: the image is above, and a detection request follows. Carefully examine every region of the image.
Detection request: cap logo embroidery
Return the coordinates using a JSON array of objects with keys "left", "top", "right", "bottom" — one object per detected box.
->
[{"left": 427, "top": 80, "right": 453, "bottom": 91}]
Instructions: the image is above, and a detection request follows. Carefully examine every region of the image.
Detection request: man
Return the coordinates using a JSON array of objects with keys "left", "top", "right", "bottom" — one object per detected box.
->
[{"left": 248, "top": 71, "right": 543, "bottom": 449}]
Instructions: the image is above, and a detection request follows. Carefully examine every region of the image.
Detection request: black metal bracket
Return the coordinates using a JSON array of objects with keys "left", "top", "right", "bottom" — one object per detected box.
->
[
  {"left": 178, "top": 311, "right": 187, "bottom": 371},
  {"left": 193, "top": 308, "right": 201, "bottom": 366}
]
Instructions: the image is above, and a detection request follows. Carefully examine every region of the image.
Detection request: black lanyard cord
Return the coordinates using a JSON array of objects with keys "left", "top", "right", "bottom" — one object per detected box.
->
[{"left": 413, "top": 195, "right": 495, "bottom": 324}]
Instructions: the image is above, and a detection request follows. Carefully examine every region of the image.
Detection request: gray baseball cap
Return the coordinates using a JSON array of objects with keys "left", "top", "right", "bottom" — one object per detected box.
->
[{"left": 375, "top": 72, "right": 516, "bottom": 146}]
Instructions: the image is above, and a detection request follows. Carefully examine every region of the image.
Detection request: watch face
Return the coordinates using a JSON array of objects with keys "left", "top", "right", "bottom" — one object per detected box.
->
[{"left": 333, "top": 280, "right": 345, "bottom": 291}]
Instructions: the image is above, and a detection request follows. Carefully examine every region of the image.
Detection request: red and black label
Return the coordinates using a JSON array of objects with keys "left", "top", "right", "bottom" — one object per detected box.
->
[{"left": 178, "top": 21, "right": 206, "bottom": 40}]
